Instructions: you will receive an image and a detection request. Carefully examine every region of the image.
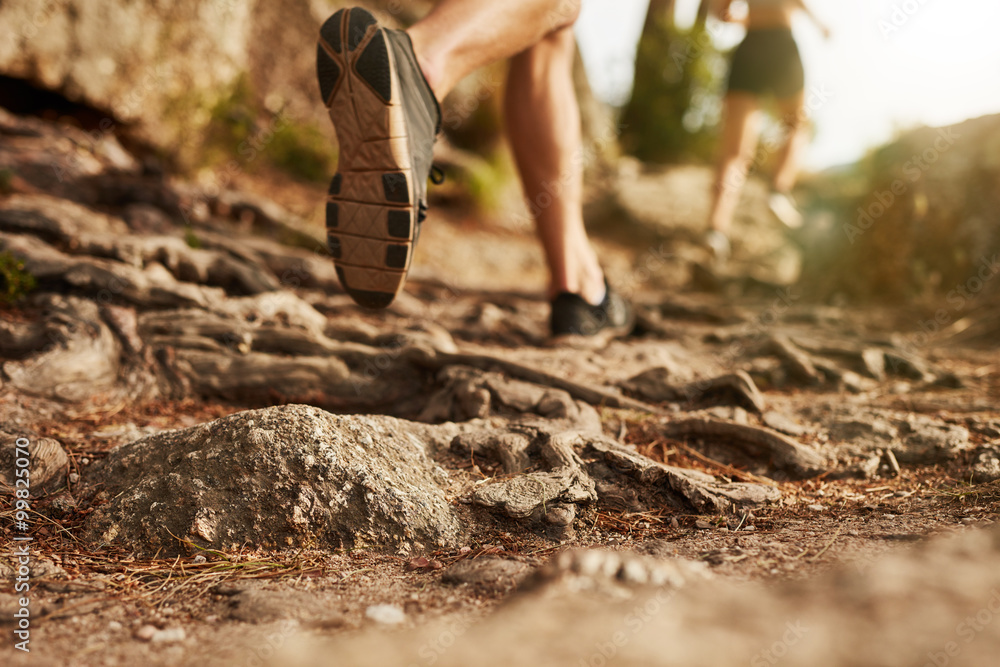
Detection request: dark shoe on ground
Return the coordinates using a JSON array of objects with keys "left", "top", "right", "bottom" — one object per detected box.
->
[
  {"left": 316, "top": 7, "right": 441, "bottom": 308},
  {"left": 550, "top": 280, "right": 635, "bottom": 343},
  {"left": 704, "top": 229, "right": 731, "bottom": 266}
]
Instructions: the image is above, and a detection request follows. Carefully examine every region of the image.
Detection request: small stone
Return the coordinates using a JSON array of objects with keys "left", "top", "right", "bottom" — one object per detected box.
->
[
  {"left": 69, "top": 472, "right": 80, "bottom": 484},
  {"left": 227, "top": 589, "right": 329, "bottom": 623},
  {"left": 405, "top": 557, "right": 443, "bottom": 571},
  {"left": 458, "top": 546, "right": 471, "bottom": 555},
  {"left": 639, "top": 539, "right": 674, "bottom": 558},
  {"left": 365, "top": 604, "right": 406, "bottom": 626},
  {"left": 307, "top": 614, "right": 348, "bottom": 630},
  {"left": 193, "top": 555, "right": 207, "bottom": 564},
  {"left": 544, "top": 503, "right": 576, "bottom": 526},
  {"left": 442, "top": 558, "right": 528, "bottom": 587},
  {"left": 406, "top": 557, "right": 430, "bottom": 571},
  {"left": 213, "top": 583, "right": 247, "bottom": 596},
  {"left": 0, "top": 433, "right": 70, "bottom": 493},
  {"left": 619, "top": 558, "right": 650, "bottom": 585},
  {"left": 695, "top": 520, "right": 712, "bottom": 530},
  {"left": 134, "top": 624, "right": 158, "bottom": 641},
  {"left": 151, "top": 627, "right": 186, "bottom": 643},
  {"left": 108, "top": 621, "right": 123, "bottom": 631}
]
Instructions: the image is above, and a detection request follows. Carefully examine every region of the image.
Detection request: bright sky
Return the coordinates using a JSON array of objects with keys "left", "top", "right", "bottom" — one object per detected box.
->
[{"left": 575, "top": 0, "right": 1000, "bottom": 169}]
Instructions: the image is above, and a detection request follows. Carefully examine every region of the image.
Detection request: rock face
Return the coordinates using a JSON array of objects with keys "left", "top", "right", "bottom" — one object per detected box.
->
[
  {"left": 0, "top": 0, "right": 493, "bottom": 168},
  {"left": 84, "top": 405, "right": 463, "bottom": 556},
  {"left": 0, "top": 0, "right": 259, "bottom": 159},
  {"left": 0, "top": 0, "right": 388, "bottom": 164}
]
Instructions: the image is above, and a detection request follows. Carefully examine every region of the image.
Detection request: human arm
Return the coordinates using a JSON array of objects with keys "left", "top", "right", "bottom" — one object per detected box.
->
[
  {"left": 793, "top": 0, "right": 831, "bottom": 38},
  {"left": 710, "top": 0, "right": 743, "bottom": 25}
]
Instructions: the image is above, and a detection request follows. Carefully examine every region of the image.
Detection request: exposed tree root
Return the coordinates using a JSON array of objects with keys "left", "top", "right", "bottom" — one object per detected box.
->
[
  {"left": 452, "top": 422, "right": 781, "bottom": 537},
  {"left": 622, "top": 369, "right": 765, "bottom": 413},
  {"left": 414, "top": 350, "right": 665, "bottom": 414},
  {"left": 660, "top": 417, "right": 827, "bottom": 480}
]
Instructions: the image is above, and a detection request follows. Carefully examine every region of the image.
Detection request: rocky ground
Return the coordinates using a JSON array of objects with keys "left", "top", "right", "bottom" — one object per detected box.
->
[{"left": 1, "top": 106, "right": 1000, "bottom": 667}]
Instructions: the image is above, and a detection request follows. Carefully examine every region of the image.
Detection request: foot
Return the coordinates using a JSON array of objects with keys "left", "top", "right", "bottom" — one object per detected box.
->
[
  {"left": 768, "top": 189, "right": 804, "bottom": 229},
  {"left": 549, "top": 280, "right": 634, "bottom": 341},
  {"left": 316, "top": 8, "right": 441, "bottom": 308},
  {"left": 704, "top": 229, "right": 731, "bottom": 265}
]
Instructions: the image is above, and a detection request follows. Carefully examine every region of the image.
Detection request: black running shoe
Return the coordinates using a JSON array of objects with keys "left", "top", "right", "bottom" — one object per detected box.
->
[
  {"left": 316, "top": 7, "right": 441, "bottom": 308},
  {"left": 549, "top": 280, "right": 635, "bottom": 340}
]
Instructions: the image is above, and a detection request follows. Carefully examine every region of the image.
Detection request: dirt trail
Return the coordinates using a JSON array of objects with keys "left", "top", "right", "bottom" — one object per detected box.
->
[{"left": 1, "top": 107, "right": 999, "bottom": 666}]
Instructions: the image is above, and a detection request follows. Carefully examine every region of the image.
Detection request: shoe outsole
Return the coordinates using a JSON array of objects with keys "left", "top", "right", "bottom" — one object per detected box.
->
[{"left": 317, "top": 8, "right": 416, "bottom": 308}]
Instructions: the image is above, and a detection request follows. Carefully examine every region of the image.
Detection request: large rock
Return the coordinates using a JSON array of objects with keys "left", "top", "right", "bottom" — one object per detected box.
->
[
  {"left": 0, "top": 0, "right": 343, "bottom": 164},
  {"left": 1, "top": 0, "right": 249, "bottom": 158},
  {"left": 84, "top": 405, "right": 464, "bottom": 556}
]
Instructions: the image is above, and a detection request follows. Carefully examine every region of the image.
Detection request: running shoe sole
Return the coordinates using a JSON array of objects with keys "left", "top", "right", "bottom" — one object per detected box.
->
[{"left": 317, "top": 8, "right": 417, "bottom": 308}]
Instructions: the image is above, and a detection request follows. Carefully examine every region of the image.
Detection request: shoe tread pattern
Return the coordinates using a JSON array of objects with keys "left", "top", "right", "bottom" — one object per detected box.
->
[{"left": 317, "top": 8, "right": 416, "bottom": 308}]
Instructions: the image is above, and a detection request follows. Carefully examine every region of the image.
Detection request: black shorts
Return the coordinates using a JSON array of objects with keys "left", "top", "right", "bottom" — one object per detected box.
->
[{"left": 726, "top": 28, "right": 804, "bottom": 98}]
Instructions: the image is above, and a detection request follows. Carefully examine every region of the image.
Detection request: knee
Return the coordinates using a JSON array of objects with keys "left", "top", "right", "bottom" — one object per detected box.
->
[
  {"left": 720, "top": 147, "right": 754, "bottom": 168},
  {"left": 512, "top": 24, "right": 576, "bottom": 78},
  {"left": 546, "top": 0, "right": 582, "bottom": 31}
]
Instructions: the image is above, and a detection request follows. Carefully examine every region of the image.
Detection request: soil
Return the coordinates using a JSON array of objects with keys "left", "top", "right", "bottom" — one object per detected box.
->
[{"left": 2, "top": 106, "right": 999, "bottom": 666}]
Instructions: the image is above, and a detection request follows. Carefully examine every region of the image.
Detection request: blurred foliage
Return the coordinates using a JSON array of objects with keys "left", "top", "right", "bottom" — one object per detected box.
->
[
  {"left": 184, "top": 226, "right": 202, "bottom": 249},
  {"left": 266, "top": 122, "right": 333, "bottom": 183},
  {"left": 0, "top": 251, "right": 37, "bottom": 303},
  {"left": 797, "top": 114, "right": 1000, "bottom": 304},
  {"left": 0, "top": 168, "right": 13, "bottom": 194},
  {"left": 202, "top": 76, "right": 335, "bottom": 183},
  {"left": 620, "top": 12, "right": 726, "bottom": 164},
  {"left": 455, "top": 149, "right": 517, "bottom": 216}
]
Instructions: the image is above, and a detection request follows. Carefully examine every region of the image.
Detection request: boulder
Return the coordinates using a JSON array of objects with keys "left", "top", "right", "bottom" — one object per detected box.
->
[
  {"left": 0, "top": 0, "right": 357, "bottom": 165},
  {"left": 84, "top": 404, "right": 464, "bottom": 556}
]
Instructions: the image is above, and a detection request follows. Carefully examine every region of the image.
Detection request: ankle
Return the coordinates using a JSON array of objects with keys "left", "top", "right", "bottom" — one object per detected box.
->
[
  {"left": 552, "top": 269, "right": 605, "bottom": 305},
  {"left": 584, "top": 279, "right": 607, "bottom": 307}
]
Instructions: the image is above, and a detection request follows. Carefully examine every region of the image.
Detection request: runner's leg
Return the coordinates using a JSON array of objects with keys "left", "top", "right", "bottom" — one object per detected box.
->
[{"left": 504, "top": 26, "right": 604, "bottom": 303}]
